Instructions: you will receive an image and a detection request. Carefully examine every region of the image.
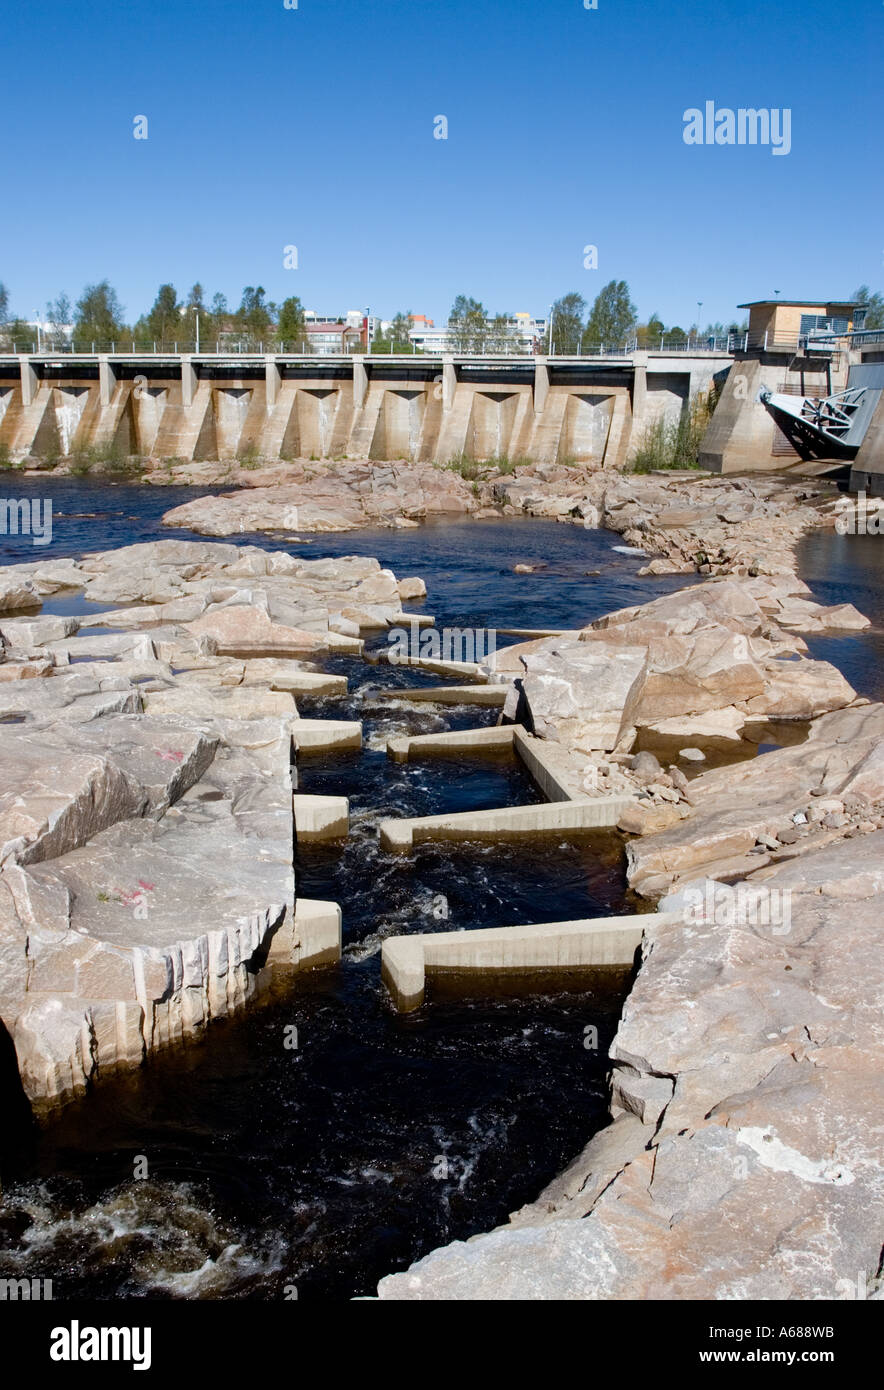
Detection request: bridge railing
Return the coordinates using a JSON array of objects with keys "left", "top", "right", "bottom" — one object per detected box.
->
[
  {"left": 1, "top": 337, "right": 644, "bottom": 358},
  {"left": 1, "top": 333, "right": 746, "bottom": 359}
]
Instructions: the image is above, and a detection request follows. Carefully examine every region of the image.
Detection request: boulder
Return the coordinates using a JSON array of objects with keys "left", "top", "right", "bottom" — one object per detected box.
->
[
  {"left": 520, "top": 640, "right": 648, "bottom": 753},
  {"left": 186, "top": 604, "right": 328, "bottom": 653},
  {"left": 0, "top": 576, "right": 41, "bottom": 613}
]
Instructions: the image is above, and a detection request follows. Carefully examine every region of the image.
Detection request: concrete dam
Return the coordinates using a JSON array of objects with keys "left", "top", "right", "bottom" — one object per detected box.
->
[
  {"left": 698, "top": 330, "right": 884, "bottom": 488},
  {"left": 0, "top": 349, "right": 731, "bottom": 469}
]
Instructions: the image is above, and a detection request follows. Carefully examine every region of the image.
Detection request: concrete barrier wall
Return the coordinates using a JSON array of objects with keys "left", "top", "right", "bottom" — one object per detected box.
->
[
  {"left": 850, "top": 389, "right": 884, "bottom": 496},
  {"left": 0, "top": 352, "right": 732, "bottom": 466},
  {"left": 378, "top": 795, "right": 634, "bottom": 852},
  {"left": 699, "top": 348, "right": 852, "bottom": 473},
  {"left": 381, "top": 912, "right": 684, "bottom": 1011}
]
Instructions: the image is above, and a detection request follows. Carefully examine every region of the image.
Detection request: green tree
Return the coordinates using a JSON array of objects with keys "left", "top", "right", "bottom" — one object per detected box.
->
[
  {"left": 74, "top": 281, "right": 126, "bottom": 345},
  {"left": 583, "top": 280, "right": 637, "bottom": 350},
  {"left": 549, "top": 292, "right": 586, "bottom": 355},
  {"left": 179, "top": 283, "right": 207, "bottom": 346},
  {"left": 853, "top": 285, "right": 884, "bottom": 331},
  {"left": 449, "top": 295, "right": 487, "bottom": 352},
  {"left": 6, "top": 318, "right": 31, "bottom": 348},
  {"left": 0, "top": 282, "right": 8, "bottom": 325},
  {"left": 143, "top": 283, "right": 181, "bottom": 345},
  {"left": 237, "top": 286, "right": 272, "bottom": 344},
  {"left": 277, "top": 295, "right": 306, "bottom": 348},
  {"left": 486, "top": 312, "right": 516, "bottom": 354},
  {"left": 636, "top": 312, "right": 665, "bottom": 348}
]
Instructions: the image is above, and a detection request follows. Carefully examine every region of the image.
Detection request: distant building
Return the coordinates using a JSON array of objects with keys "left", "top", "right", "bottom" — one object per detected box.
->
[
  {"left": 408, "top": 313, "right": 547, "bottom": 354},
  {"left": 303, "top": 321, "right": 364, "bottom": 354},
  {"left": 737, "top": 298, "right": 866, "bottom": 348},
  {"left": 24, "top": 319, "right": 73, "bottom": 345}
]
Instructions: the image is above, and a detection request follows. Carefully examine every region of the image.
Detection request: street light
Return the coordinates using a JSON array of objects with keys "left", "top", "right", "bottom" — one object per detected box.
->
[
  {"left": 697, "top": 300, "right": 703, "bottom": 348},
  {"left": 365, "top": 306, "right": 372, "bottom": 354},
  {"left": 547, "top": 303, "right": 554, "bottom": 355}
]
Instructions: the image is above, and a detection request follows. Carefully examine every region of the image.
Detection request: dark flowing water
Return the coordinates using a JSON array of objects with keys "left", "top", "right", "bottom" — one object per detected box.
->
[
  {"left": 0, "top": 475, "right": 880, "bottom": 1301},
  {"left": 796, "top": 529, "right": 884, "bottom": 703}
]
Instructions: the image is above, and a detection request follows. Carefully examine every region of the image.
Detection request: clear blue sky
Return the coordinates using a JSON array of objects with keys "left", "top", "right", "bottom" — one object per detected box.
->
[{"left": 2, "top": 0, "right": 881, "bottom": 329}]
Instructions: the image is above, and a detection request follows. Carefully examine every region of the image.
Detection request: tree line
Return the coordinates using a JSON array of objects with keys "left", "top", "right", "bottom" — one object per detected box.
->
[
  {"left": 0, "top": 281, "right": 309, "bottom": 350},
  {"left": 0, "top": 277, "right": 882, "bottom": 353}
]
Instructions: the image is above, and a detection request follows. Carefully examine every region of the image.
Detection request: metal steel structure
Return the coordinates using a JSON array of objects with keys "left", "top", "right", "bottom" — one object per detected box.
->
[{"left": 758, "top": 383, "right": 881, "bottom": 458}]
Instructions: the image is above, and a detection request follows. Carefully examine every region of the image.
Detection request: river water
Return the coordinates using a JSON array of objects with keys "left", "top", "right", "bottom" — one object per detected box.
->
[{"left": 0, "top": 476, "right": 880, "bottom": 1301}]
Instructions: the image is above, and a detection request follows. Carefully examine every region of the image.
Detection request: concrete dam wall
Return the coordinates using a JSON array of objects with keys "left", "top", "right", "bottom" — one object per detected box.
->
[
  {"left": 698, "top": 339, "right": 884, "bottom": 476},
  {"left": 0, "top": 351, "right": 730, "bottom": 468}
]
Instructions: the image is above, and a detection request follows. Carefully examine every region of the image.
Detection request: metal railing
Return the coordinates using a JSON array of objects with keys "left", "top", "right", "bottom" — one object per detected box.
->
[
  {"left": 0, "top": 340, "right": 329, "bottom": 356},
  {"left": 734, "top": 328, "right": 884, "bottom": 353},
  {"left": 1, "top": 332, "right": 753, "bottom": 360}
]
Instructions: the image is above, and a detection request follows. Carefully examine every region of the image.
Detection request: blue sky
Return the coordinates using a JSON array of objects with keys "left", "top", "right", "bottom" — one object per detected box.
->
[{"left": 2, "top": 0, "right": 881, "bottom": 329}]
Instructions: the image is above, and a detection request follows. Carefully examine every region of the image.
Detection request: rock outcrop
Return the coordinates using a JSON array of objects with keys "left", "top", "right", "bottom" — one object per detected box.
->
[
  {"left": 0, "top": 538, "right": 421, "bottom": 1113},
  {"left": 488, "top": 576, "right": 863, "bottom": 799},
  {"left": 157, "top": 463, "right": 845, "bottom": 579}
]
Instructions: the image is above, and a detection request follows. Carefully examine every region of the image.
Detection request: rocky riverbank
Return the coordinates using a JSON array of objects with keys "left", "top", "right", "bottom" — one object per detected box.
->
[
  {"left": 156, "top": 460, "right": 845, "bottom": 580},
  {"left": 15, "top": 453, "right": 847, "bottom": 578},
  {"left": 377, "top": 576, "right": 884, "bottom": 1300}
]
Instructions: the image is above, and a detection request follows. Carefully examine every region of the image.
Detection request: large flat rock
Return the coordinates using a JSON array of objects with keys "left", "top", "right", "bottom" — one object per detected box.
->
[
  {"left": 377, "top": 831, "right": 884, "bottom": 1300},
  {"left": 626, "top": 703, "right": 884, "bottom": 896}
]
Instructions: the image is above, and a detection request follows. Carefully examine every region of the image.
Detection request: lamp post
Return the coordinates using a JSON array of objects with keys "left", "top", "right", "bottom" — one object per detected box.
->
[
  {"left": 365, "top": 306, "right": 372, "bottom": 354},
  {"left": 547, "top": 303, "right": 554, "bottom": 355},
  {"left": 696, "top": 300, "right": 703, "bottom": 348}
]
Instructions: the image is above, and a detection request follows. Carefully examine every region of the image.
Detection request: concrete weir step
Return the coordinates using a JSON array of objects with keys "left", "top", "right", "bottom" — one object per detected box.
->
[
  {"left": 373, "top": 684, "right": 508, "bottom": 707},
  {"left": 290, "top": 718, "right": 362, "bottom": 751},
  {"left": 381, "top": 912, "right": 683, "bottom": 1012},
  {"left": 259, "top": 670, "right": 348, "bottom": 697},
  {"left": 378, "top": 795, "right": 633, "bottom": 852},
  {"left": 384, "top": 722, "right": 602, "bottom": 804},
  {"left": 293, "top": 793, "right": 349, "bottom": 841},
  {"left": 363, "top": 652, "right": 484, "bottom": 680},
  {"left": 266, "top": 898, "right": 343, "bottom": 972},
  {"left": 387, "top": 725, "right": 514, "bottom": 762}
]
